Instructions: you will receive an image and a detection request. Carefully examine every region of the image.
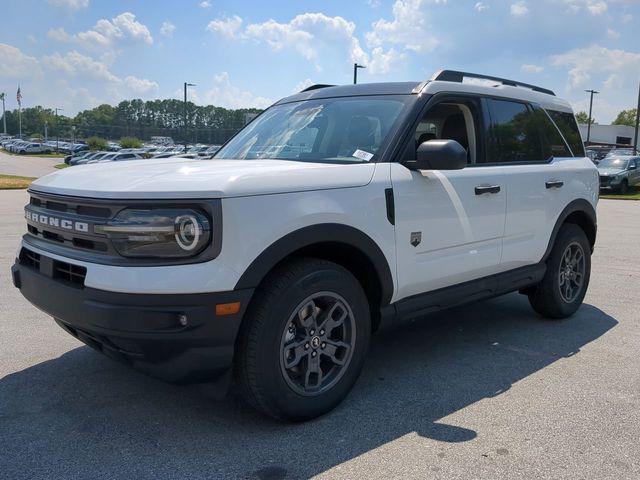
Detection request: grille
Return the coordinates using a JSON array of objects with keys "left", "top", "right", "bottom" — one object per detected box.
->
[
  {"left": 53, "top": 260, "right": 87, "bottom": 286},
  {"left": 25, "top": 192, "right": 115, "bottom": 255},
  {"left": 19, "top": 248, "right": 41, "bottom": 270}
]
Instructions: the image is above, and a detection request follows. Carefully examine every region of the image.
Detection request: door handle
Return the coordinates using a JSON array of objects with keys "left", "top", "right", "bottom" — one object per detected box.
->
[
  {"left": 545, "top": 181, "right": 564, "bottom": 189},
  {"left": 475, "top": 185, "right": 501, "bottom": 195}
]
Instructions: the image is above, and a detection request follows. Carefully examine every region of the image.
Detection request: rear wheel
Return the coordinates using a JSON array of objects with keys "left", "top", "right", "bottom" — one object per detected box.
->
[
  {"left": 235, "top": 258, "right": 371, "bottom": 421},
  {"left": 528, "top": 224, "right": 591, "bottom": 319}
]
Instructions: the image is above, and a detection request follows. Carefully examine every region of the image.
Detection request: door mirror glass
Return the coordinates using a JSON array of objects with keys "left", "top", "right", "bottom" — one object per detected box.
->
[
  {"left": 628, "top": 163, "right": 637, "bottom": 170},
  {"left": 405, "top": 139, "right": 467, "bottom": 170}
]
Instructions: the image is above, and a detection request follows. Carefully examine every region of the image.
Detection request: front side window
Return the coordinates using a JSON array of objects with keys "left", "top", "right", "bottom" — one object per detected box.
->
[{"left": 215, "top": 96, "right": 409, "bottom": 163}]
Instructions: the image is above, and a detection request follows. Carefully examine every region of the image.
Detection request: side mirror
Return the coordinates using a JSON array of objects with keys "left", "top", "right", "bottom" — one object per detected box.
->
[
  {"left": 628, "top": 164, "right": 637, "bottom": 170},
  {"left": 404, "top": 139, "right": 467, "bottom": 171}
]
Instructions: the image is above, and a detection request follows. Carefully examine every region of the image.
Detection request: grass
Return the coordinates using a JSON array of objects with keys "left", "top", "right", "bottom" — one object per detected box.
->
[
  {"left": 54, "top": 163, "right": 69, "bottom": 169},
  {"left": 0, "top": 174, "right": 35, "bottom": 189},
  {"left": 600, "top": 187, "right": 640, "bottom": 200}
]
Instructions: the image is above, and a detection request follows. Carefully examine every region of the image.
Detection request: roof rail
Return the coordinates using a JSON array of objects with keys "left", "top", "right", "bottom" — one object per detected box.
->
[
  {"left": 430, "top": 69, "right": 556, "bottom": 96},
  {"left": 300, "top": 84, "right": 335, "bottom": 93}
]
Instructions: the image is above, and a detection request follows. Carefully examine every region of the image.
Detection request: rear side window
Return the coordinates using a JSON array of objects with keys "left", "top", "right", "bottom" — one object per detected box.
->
[
  {"left": 546, "top": 110, "right": 585, "bottom": 157},
  {"left": 531, "top": 107, "right": 572, "bottom": 158},
  {"left": 485, "top": 99, "right": 545, "bottom": 163}
]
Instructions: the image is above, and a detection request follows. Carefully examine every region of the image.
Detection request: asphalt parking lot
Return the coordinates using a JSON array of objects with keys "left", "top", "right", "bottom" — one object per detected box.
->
[
  {"left": 0, "top": 151, "right": 60, "bottom": 177},
  {"left": 0, "top": 189, "right": 638, "bottom": 480}
]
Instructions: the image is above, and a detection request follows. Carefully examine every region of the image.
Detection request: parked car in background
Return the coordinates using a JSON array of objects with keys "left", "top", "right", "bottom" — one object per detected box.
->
[
  {"left": 88, "top": 152, "right": 143, "bottom": 163},
  {"left": 598, "top": 156, "right": 640, "bottom": 194},
  {"left": 14, "top": 142, "right": 52, "bottom": 154},
  {"left": 71, "top": 151, "right": 112, "bottom": 165}
]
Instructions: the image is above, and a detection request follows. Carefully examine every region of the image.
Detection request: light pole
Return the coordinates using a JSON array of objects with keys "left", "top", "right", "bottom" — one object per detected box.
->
[
  {"left": 633, "top": 81, "right": 640, "bottom": 154},
  {"left": 353, "top": 63, "right": 366, "bottom": 84},
  {"left": 0, "top": 93, "right": 6, "bottom": 135},
  {"left": 585, "top": 89, "right": 599, "bottom": 145},
  {"left": 183, "top": 82, "right": 195, "bottom": 152},
  {"left": 55, "top": 107, "right": 62, "bottom": 152}
]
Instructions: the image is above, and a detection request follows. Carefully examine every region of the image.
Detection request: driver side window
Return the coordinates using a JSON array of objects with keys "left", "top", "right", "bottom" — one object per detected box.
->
[{"left": 405, "top": 99, "right": 480, "bottom": 164}]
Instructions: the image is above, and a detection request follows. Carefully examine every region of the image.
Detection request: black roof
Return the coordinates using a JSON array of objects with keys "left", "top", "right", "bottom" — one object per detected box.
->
[{"left": 275, "top": 82, "right": 422, "bottom": 105}]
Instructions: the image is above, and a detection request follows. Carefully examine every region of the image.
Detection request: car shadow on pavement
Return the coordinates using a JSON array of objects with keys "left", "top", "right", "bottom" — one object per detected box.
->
[{"left": 0, "top": 293, "right": 617, "bottom": 479}]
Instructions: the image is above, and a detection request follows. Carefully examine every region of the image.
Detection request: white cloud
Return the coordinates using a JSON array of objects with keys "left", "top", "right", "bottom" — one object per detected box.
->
[
  {"left": 199, "top": 0, "right": 212, "bottom": 7},
  {"left": 510, "top": 1, "right": 529, "bottom": 16},
  {"left": 203, "top": 72, "right": 272, "bottom": 109},
  {"left": 606, "top": 28, "right": 620, "bottom": 39},
  {"left": 474, "top": 2, "right": 489, "bottom": 11},
  {"left": 206, "top": 15, "right": 243, "bottom": 39},
  {"left": 0, "top": 43, "right": 41, "bottom": 79},
  {"left": 621, "top": 13, "right": 633, "bottom": 23},
  {"left": 243, "top": 13, "right": 369, "bottom": 71},
  {"left": 42, "top": 51, "right": 120, "bottom": 82},
  {"left": 293, "top": 78, "right": 314, "bottom": 92},
  {"left": 555, "top": 0, "right": 608, "bottom": 15},
  {"left": 368, "top": 47, "right": 406, "bottom": 74},
  {"left": 366, "top": 0, "right": 445, "bottom": 54},
  {"left": 124, "top": 76, "right": 159, "bottom": 94},
  {"left": 46, "top": 0, "right": 89, "bottom": 10},
  {"left": 552, "top": 45, "right": 640, "bottom": 89},
  {"left": 521, "top": 64, "right": 544, "bottom": 73},
  {"left": 160, "top": 21, "right": 176, "bottom": 38},
  {"left": 48, "top": 11, "right": 153, "bottom": 51}
]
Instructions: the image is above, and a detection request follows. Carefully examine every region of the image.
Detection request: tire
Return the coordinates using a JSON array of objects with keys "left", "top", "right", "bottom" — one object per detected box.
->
[
  {"left": 528, "top": 224, "right": 591, "bottom": 319},
  {"left": 235, "top": 257, "right": 371, "bottom": 421},
  {"left": 619, "top": 179, "right": 629, "bottom": 195}
]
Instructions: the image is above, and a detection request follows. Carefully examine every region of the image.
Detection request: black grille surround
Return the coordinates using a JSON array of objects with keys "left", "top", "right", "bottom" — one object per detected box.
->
[{"left": 23, "top": 190, "right": 223, "bottom": 267}]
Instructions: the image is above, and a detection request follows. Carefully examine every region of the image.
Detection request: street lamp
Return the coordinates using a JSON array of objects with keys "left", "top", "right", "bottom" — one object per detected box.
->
[
  {"left": 55, "top": 107, "right": 63, "bottom": 152},
  {"left": 584, "top": 89, "right": 598, "bottom": 145},
  {"left": 184, "top": 82, "right": 196, "bottom": 152},
  {"left": 0, "top": 93, "right": 6, "bottom": 135},
  {"left": 353, "top": 63, "right": 366, "bottom": 84}
]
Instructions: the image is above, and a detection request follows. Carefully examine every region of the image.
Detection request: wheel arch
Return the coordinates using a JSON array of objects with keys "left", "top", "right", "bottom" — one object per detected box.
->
[
  {"left": 543, "top": 199, "right": 597, "bottom": 261},
  {"left": 234, "top": 223, "right": 394, "bottom": 329}
]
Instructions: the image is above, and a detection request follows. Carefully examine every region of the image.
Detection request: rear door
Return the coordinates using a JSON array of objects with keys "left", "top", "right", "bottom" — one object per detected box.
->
[{"left": 482, "top": 99, "right": 575, "bottom": 270}]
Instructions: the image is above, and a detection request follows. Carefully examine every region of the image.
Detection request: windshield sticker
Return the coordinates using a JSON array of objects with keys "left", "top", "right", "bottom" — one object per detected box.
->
[{"left": 352, "top": 149, "right": 374, "bottom": 161}]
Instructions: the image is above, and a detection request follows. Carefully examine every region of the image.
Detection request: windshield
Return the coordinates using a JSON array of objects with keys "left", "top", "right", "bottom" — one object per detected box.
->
[
  {"left": 598, "top": 157, "right": 629, "bottom": 169},
  {"left": 605, "top": 149, "right": 633, "bottom": 158},
  {"left": 215, "top": 96, "right": 409, "bottom": 163}
]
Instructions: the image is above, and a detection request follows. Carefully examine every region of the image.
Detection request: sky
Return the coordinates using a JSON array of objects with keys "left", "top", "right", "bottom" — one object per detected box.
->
[{"left": 1, "top": 0, "right": 639, "bottom": 123}]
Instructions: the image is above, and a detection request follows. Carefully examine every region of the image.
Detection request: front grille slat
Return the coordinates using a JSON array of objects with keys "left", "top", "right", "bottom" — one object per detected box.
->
[{"left": 25, "top": 192, "right": 119, "bottom": 255}]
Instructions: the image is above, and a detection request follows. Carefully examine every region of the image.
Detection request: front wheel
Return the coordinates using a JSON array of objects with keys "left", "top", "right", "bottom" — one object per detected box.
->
[
  {"left": 528, "top": 224, "right": 591, "bottom": 319},
  {"left": 235, "top": 258, "right": 371, "bottom": 421},
  {"left": 619, "top": 179, "right": 629, "bottom": 194}
]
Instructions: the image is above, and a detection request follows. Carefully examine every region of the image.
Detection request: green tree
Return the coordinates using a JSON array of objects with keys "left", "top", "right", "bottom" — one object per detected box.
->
[
  {"left": 612, "top": 109, "right": 638, "bottom": 127},
  {"left": 120, "top": 136, "right": 142, "bottom": 148},
  {"left": 87, "top": 136, "right": 107, "bottom": 150},
  {"left": 575, "top": 111, "right": 596, "bottom": 125}
]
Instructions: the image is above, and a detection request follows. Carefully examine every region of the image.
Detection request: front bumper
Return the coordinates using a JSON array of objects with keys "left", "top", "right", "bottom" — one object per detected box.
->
[{"left": 11, "top": 250, "right": 253, "bottom": 383}]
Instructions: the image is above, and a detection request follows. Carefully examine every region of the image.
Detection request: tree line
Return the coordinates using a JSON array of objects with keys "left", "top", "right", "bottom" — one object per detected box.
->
[
  {"left": 575, "top": 109, "right": 638, "bottom": 127},
  {"left": 1, "top": 99, "right": 263, "bottom": 144}
]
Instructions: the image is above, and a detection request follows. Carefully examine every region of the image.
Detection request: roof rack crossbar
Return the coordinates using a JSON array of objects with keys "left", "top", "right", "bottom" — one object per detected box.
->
[
  {"left": 300, "top": 84, "right": 335, "bottom": 93},
  {"left": 431, "top": 70, "right": 555, "bottom": 96}
]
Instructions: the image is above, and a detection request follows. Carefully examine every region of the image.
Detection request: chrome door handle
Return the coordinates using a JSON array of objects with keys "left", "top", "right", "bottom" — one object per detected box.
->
[
  {"left": 545, "top": 181, "right": 564, "bottom": 189},
  {"left": 475, "top": 185, "right": 501, "bottom": 195}
]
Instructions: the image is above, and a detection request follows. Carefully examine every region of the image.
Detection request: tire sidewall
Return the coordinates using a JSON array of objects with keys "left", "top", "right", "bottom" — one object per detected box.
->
[
  {"left": 251, "top": 264, "right": 370, "bottom": 420},
  {"left": 545, "top": 225, "right": 591, "bottom": 317}
]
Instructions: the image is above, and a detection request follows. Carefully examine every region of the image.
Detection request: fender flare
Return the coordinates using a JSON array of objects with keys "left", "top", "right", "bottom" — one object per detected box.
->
[
  {"left": 542, "top": 198, "right": 597, "bottom": 261},
  {"left": 234, "top": 223, "right": 394, "bottom": 305}
]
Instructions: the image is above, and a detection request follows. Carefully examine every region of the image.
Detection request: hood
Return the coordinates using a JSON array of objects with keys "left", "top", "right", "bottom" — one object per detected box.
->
[
  {"left": 597, "top": 168, "right": 624, "bottom": 176},
  {"left": 29, "top": 158, "right": 376, "bottom": 199}
]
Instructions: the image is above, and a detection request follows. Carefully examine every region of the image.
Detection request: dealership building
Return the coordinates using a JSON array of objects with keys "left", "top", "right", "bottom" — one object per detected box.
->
[{"left": 578, "top": 124, "right": 637, "bottom": 147}]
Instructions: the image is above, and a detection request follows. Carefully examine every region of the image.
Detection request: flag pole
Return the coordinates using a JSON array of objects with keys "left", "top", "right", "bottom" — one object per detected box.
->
[
  {"left": 17, "top": 85, "right": 22, "bottom": 138},
  {"left": 0, "top": 93, "right": 6, "bottom": 135}
]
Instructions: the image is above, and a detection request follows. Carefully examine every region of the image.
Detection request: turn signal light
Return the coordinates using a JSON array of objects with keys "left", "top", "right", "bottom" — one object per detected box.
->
[{"left": 216, "top": 302, "right": 241, "bottom": 316}]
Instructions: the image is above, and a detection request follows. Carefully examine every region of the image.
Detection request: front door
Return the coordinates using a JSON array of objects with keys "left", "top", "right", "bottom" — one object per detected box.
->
[{"left": 390, "top": 96, "right": 506, "bottom": 301}]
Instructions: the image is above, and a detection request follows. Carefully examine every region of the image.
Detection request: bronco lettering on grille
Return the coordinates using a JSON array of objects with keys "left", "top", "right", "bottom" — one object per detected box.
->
[{"left": 25, "top": 210, "right": 89, "bottom": 233}]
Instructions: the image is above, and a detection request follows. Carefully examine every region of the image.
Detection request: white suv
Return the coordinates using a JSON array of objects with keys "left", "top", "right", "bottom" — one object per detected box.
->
[{"left": 12, "top": 70, "right": 598, "bottom": 421}]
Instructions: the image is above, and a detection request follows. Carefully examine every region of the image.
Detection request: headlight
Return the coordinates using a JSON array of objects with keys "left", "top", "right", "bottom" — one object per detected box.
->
[{"left": 96, "top": 208, "right": 211, "bottom": 258}]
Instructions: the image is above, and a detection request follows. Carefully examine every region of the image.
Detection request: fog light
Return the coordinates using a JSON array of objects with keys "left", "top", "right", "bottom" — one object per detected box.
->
[{"left": 178, "top": 314, "right": 188, "bottom": 326}]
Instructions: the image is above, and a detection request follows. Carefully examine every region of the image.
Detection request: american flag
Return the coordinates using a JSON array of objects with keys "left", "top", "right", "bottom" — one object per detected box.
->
[{"left": 16, "top": 86, "right": 22, "bottom": 107}]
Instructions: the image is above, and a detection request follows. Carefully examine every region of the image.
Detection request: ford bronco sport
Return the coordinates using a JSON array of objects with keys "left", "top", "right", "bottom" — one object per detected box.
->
[{"left": 12, "top": 70, "right": 598, "bottom": 421}]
